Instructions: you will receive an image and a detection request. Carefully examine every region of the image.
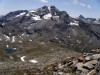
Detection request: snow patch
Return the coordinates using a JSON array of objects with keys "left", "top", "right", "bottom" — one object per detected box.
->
[
  {"left": 59, "top": 41, "right": 61, "bottom": 43},
  {"left": 19, "top": 36, "right": 22, "bottom": 38},
  {"left": 19, "top": 35, "right": 23, "bottom": 39},
  {"left": 55, "top": 37, "right": 58, "bottom": 40},
  {"left": 9, "top": 56, "right": 13, "bottom": 60},
  {"left": 19, "top": 41, "right": 22, "bottom": 43},
  {"left": 71, "top": 44, "right": 74, "bottom": 46},
  {"left": 77, "top": 40, "right": 81, "bottom": 44},
  {"left": 48, "top": 7, "right": 51, "bottom": 12},
  {"left": 51, "top": 49, "right": 54, "bottom": 51},
  {"left": 21, "top": 56, "right": 26, "bottom": 62},
  {"left": 2, "top": 23, "right": 5, "bottom": 26},
  {"left": 29, "top": 39, "right": 32, "bottom": 42},
  {"left": 29, "top": 59, "right": 38, "bottom": 63},
  {"left": 4, "top": 35, "right": 10, "bottom": 41},
  {"left": 12, "top": 36, "right": 15, "bottom": 43},
  {"left": 70, "top": 21, "right": 79, "bottom": 26},
  {"left": 21, "top": 37, "right": 23, "bottom": 39},
  {"left": 43, "top": 13, "right": 52, "bottom": 19},
  {"left": 52, "top": 16, "right": 59, "bottom": 20},
  {"left": 26, "top": 13, "right": 30, "bottom": 16},
  {"left": 6, "top": 45, "right": 9, "bottom": 48},
  {"left": 16, "top": 12, "right": 26, "bottom": 17},
  {"left": 68, "top": 36, "right": 71, "bottom": 38},
  {"left": 32, "top": 15, "right": 42, "bottom": 20},
  {"left": 89, "top": 40, "right": 92, "bottom": 43},
  {"left": 22, "top": 33, "right": 25, "bottom": 36},
  {"left": 9, "top": 33, "right": 11, "bottom": 35},
  {"left": 27, "top": 35, "right": 29, "bottom": 37},
  {"left": 70, "top": 22, "right": 79, "bottom": 26},
  {"left": 30, "top": 10, "right": 36, "bottom": 13},
  {"left": 41, "top": 42, "right": 45, "bottom": 45},
  {"left": 13, "top": 48, "right": 17, "bottom": 50}
]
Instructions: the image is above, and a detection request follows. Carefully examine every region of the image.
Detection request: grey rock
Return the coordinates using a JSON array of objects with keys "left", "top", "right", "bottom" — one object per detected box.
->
[
  {"left": 87, "top": 69, "right": 96, "bottom": 75},
  {"left": 76, "top": 63, "right": 89, "bottom": 73},
  {"left": 92, "top": 54, "right": 100, "bottom": 60},
  {"left": 85, "top": 56, "right": 93, "bottom": 61},
  {"left": 83, "top": 62, "right": 94, "bottom": 69}
]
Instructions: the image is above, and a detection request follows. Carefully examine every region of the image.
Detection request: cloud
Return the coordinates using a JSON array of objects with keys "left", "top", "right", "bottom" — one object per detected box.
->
[
  {"left": 72, "top": 0, "right": 78, "bottom": 5},
  {"left": 87, "top": 5, "right": 92, "bottom": 8},
  {"left": 63, "top": 2, "right": 69, "bottom": 5},
  {"left": 40, "top": 0, "right": 48, "bottom": 3},
  {"left": 72, "top": 0, "right": 92, "bottom": 8},
  {"left": 80, "top": 3, "right": 86, "bottom": 7}
]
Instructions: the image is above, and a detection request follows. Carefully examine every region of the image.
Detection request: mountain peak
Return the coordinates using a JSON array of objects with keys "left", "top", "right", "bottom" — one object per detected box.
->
[
  {"left": 40, "top": 6, "right": 59, "bottom": 13},
  {"left": 41, "top": 5, "right": 58, "bottom": 9},
  {"left": 50, "top": 6, "right": 57, "bottom": 9},
  {"left": 79, "top": 15, "right": 85, "bottom": 19},
  {"left": 0, "top": 6, "right": 70, "bottom": 23}
]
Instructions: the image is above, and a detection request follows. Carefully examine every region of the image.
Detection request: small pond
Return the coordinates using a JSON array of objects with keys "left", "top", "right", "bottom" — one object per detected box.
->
[{"left": 6, "top": 48, "right": 15, "bottom": 54}]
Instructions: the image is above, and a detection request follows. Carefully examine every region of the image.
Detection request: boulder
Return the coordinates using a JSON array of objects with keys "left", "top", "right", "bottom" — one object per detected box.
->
[
  {"left": 76, "top": 63, "right": 89, "bottom": 72},
  {"left": 87, "top": 69, "right": 96, "bottom": 75},
  {"left": 83, "top": 62, "right": 94, "bottom": 70},
  {"left": 58, "top": 71, "right": 63, "bottom": 75},
  {"left": 64, "top": 73, "right": 74, "bottom": 75},
  {"left": 95, "top": 61, "right": 100, "bottom": 75},
  {"left": 78, "top": 56, "right": 85, "bottom": 62},
  {"left": 85, "top": 56, "right": 93, "bottom": 61},
  {"left": 58, "top": 63, "right": 64, "bottom": 69},
  {"left": 88, "top": 60, "right": 98, "bottom": 65},
  {"left": 92, "top": 54, "right": 100, "bottom": 60}
]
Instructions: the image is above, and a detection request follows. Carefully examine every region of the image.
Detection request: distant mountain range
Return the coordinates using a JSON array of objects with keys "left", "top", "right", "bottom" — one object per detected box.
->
[
  {"left": 78, "top": 15, "right": 100, "bottom": 24},
  {"left": 0, "top": 6, "right": 100, "bottom": 58},
  {"left": 0, "top": 15, "right": 3, "bottom": 18}
]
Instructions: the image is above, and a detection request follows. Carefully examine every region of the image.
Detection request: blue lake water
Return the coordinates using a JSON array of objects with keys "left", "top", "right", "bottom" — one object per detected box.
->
[{"left": 6, "top": 48, "right": 15, "bottom": 54}]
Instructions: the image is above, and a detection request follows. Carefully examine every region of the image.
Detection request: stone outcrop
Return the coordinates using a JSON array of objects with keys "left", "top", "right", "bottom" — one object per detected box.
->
[{"left": 0, "top": 49, "right": 100, "bottom": 75}]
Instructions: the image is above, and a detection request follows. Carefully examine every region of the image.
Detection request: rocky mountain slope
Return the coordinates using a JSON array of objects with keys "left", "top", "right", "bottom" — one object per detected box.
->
[
  {"left": 0, "top": 6, "right": 100, "bottom": 60},
  {"left": 0, "top": 6, "right": 100, "bottom": 52},
  {"left": 0, "top": 5, "right": 100, "bottom": 75}
]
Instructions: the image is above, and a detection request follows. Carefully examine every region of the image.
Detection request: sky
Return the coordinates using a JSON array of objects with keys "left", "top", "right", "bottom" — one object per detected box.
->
[{"left": 0, "top": 0, "right": 100, "bottom": 18}]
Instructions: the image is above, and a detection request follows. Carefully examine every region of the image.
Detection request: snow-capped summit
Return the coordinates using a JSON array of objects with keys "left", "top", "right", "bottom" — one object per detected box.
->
[
  {"left": 0, "top": 6, "right": 69, "bottom": 23},
  {"left": 0, "top": 10, "right": 28, "bottom": 21}
]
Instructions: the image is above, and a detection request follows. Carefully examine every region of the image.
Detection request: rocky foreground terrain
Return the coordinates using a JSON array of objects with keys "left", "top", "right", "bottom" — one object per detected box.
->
[{"left": 0, "top": 49, "right": 100, "bottom": 75}]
